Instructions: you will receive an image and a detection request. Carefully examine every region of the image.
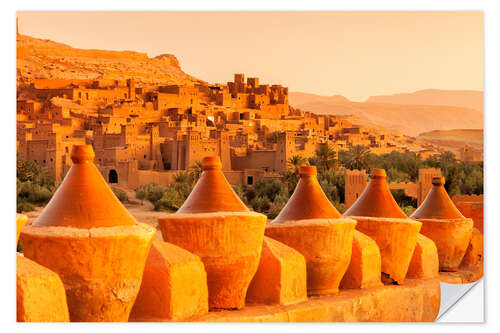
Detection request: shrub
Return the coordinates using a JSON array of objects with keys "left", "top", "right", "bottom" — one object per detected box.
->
[
  {"left": 135, "top": 187, "right": 147, "bottom": 204},
  {"left": 143, "top": 183, "right": 166, "bottom": 204},
  {"left": 253, "top": 178, "right": 287, "bottom": 202},
  {"left": 267, "top": 194, "right": 289, "bottom": 219},
  {"left": 154, "top": 186, "right": 186, "bottom": 212},
  {"left": 267, "top": 201, "right": 285, "bottom": 220},
  {"left": 16, "top": 156, "right": 58, "bottom": 210},
  {"left": 112, "top": 188, "right": 128, "bottom": 203},
  {"left": 17, "top": 181, "right": 54, "bottom": 205},
  {"left": 333, "top": 201, "right": 346, "bottom": 214},
  {"left": 17, "top": 201, "right": 35, "bottom": 213},
  {"left": 401, "top": 205, "right": 416, "bottom": 216},
  {"left": 251, "top": 196, "right": 271, "bottom": 213},
  {"left": 232, "top": 184, "right": 249, "bottom": 204}
]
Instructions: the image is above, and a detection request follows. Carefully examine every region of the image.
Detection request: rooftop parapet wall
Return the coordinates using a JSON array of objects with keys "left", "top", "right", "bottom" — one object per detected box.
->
[
  {"left": 196, "top": 279, "right": 440, "bottom": 322},
  {"left": 452, "top": 194, "right": 484, "bottom": 204}
]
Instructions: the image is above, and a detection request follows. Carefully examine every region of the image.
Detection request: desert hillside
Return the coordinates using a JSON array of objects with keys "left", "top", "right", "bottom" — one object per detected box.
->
[
  {"left": 289, "top": 92, "right": 483, "bottom": 137},
  {"left": 16, "top": 34, "right": 204, "bottom": 86},
  {"left": 17, "top": 33, "right": 483, "bottom": 142},
  {"left": 366, "top": 89, "right": 483, "bottom": 112},
  {"left": 417, "top": 129, "right": 483, "bottom": 153}
]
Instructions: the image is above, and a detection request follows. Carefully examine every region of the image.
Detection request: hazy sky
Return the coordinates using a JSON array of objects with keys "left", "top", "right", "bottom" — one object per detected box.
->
[{"left": 17, "top": 12, "right": 483, "bottom": 101}]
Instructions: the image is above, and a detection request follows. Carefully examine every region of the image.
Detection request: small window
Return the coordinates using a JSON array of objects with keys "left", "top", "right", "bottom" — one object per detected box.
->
[
  {"left": 43, "top": 160, "right": 46, "bottom": 164},
  {"left": 247, "top": 176, "right": 253, "bottom": 185}
]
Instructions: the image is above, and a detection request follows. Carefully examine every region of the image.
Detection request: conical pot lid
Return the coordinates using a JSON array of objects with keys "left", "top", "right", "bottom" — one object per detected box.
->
[
  {"left": 411, "top": 176, "right": 464, "bottom": 219},
  {"left": 176, "top": 156, "right": 249, "bottom": 214},
  {"left": 273, "top": 166, "right": 341, "bottom": 222},
  {"left": 33, "top": 145, "right": 137, "bottom": 228},
  {"left": 344, "top": 169, "right": 407, "bottom": 219}
]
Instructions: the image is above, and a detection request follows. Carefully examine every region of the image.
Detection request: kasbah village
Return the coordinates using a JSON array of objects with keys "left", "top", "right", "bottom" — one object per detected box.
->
[{"left": 16, "top": 22, "right": 483, "bottom": 323}]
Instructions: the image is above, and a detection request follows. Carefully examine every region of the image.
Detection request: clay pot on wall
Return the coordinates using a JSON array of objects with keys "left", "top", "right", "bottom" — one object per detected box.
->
[
  {"left": 158, "top": 156, "right": 267, "bottom": 310},
  {"left": 265, "top": 166, "right": 356, "bottom": 295},
  {"left": 411, "top": 177, "right": 473, "bottom": 271},
  {"left": 344, "top": 169, "right": 421, "bottom": 285},
  {"left": 20, "top": 145, "right": 156, "bottom": 322}
]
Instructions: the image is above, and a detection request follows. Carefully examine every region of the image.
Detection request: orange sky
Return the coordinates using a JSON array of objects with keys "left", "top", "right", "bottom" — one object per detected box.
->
[{"left": 17, "top": 11, "right": 483, "bottom": 101}]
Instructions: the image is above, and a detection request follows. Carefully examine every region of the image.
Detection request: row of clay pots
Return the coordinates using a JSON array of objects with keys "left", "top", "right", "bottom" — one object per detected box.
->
[
  {"left": 267, "top": 166, "right": 473, "bottom": 289},
  {"left": 17, "top": 145, "right": 474, "bottom": 321},
  {"left": 19, "top": 148, "right": 267, "bottom": 320},
  {"left": 343, "top": 169, "right": 473, "bottom": 279}
]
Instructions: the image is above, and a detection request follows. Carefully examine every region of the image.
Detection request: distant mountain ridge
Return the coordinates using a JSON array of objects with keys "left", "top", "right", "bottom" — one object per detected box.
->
[
  {"left": 366, "top": 89, "right": 483, "bottom": 112},
  {"left": 289, "top": 90, "right": 483, "bottom": 137}
]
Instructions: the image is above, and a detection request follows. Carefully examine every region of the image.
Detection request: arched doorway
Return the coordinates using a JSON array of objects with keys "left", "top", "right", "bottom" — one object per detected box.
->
[{"left": 108, "top": 169, "right": 118, "bottom": 183}]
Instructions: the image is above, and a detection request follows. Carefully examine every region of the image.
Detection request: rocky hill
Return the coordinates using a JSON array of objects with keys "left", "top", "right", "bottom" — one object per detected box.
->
[
  {"left": 289, "top": 91, "right": 483, "bottom": 137},
  {"left": 417, "top": 129, "right": 483, "bottom": 153},
  {"left": 17, "top": 33, "right": 483, "bottom": 150},
  {"left": 16, "top": 34, "right": 204, "bottom": 87},
  {"left": 366, "top": 89, "right": 483, "bottom": 112}
]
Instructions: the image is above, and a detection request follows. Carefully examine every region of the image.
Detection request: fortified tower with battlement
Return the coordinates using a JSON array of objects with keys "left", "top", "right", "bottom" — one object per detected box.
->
[
  {"left": 417, "top": 168, "right": 442, "bottom": 206},
  {"left": 344, "top": 169, "right": 368, "bottom": 208}
]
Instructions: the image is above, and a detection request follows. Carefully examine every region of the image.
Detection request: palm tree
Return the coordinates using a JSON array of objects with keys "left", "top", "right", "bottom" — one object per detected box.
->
[
  {"left": 189, "top": 160, "right": 203, "bottom": 184},
  {"left": 315, "top": 144, "right": 337, "bottom": 171},
  {"left": 440, "top": 151, "right": 457, "bottom": 166},
  {"left": 346, "top": 145, "right": 371, "bottom": 170},
  {"left": 287, "top": 155, "right": 307, "bottom": 174}
]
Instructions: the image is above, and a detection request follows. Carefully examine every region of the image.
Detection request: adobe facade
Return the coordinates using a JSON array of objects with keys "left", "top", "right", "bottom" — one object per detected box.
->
[
  {"left": 17, "top": 73, "right": 444, "bottom": 187},
  {"left": 344, "top": 168, "right": 442, "bottom": 208}
]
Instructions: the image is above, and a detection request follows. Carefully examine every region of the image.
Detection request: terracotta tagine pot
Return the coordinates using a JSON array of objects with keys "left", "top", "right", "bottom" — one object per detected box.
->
[
  {"left": 20, "top": 145, "right": 156, "bottom": 322},
  {"left": 157, "top": 156, "right": 267, "bottom": 310},
  {"left": 344, "top": 169, "right": 421, "bottom": 285},
  {"left": 265, "top": 166, "right": 356, "bottom": 295},
  {"left": 411, "top": 177, "right": 473, "bottom": 271}
]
